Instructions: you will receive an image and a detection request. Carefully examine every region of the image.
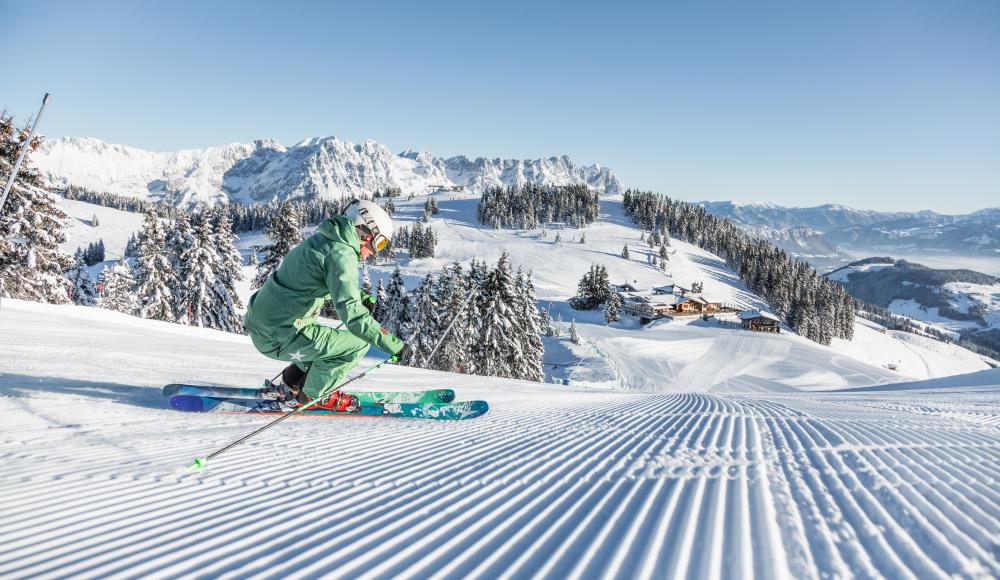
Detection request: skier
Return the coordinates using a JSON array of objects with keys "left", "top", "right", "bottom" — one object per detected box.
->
[{"left": 244, "top": 199, "right": 411, "bottom": 412}]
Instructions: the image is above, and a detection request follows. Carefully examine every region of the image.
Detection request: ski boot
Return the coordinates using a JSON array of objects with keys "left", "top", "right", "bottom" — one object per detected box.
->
[
  {"left": 310, "top": 390, "right": 361, "bottom": 413},
  {"left": 264, "top": 364, "right": 308, "bottom": 403}
]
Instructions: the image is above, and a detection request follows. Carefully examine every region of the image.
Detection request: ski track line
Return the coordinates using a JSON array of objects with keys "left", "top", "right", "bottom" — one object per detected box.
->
[
  {"left": 2, "top": 391, "right": 1000, "bottom": 578},
  {"left": 345, "top": 396, "right": 684, "bottom": 578}
]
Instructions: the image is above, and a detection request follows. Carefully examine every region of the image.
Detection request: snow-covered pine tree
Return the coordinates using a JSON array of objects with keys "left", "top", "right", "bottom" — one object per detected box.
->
[
  {"left": 360, "top": 264, "right": 372, "bottom": 297},
  {"left": 0, "top": 113, "right": 71, "bottom": 302},
  {"left": 431, "top": 262, "right": 472, "bottom": 373},
  {"left": 409, "top": 222, "right": 424, "bottom": 257},
  {"left": 513, "top": 268, "right": 544, "bottom": 381},
  {"left": 472, "top": 253, "right": 521, "bottom": 379},
  {"left": 246, "top": 250, "right": 258, "bottom": 267},
  {"left": 403, "top": 273, "right": 441, "bottom": 366},
  {"left": 133, "top": 210, "right": 174, "bottom": 321},
  {"left": 175, "top": 217, "right": 221, "bottom": 328},
  {"left": 65, "top": 252, "right": 98, "bottom": 306},
  {"left": 579, "top": 232, "right": 585, "bottom": 244},
  {"left": 621, "top": 245, "right": 630, "bottom": 259},
  {"left": 381, "top": 267, "right": 410, "bottom": 336},
  {"left": 253, "top": 201, "right": 302, "bottom": 290},
  {"left": 569, "top": 320, "right": 581, "bottom": 345},
  {"left": 99, "top": 258, "right": 137, "bottom": 314},
  {"left": 165, "top": 212, "right": 194, "bottom": 302},
  {"left": 540, "top": 304, "right": 556, "bottom": 337},
  {"left": 210, "top": 207, "right": 245, "bottom": 332},
  {"left": 659, "top": 243, "right": 669, "bottom": 262},
  {"left": 395, "top": 225, "right": 410, "bottom": 250},
  {"left": 372, "top": 277, "right": 388, "bottom": 322},
  {"left": 603, "top": 291, "right": 622, "bottom": 324}
]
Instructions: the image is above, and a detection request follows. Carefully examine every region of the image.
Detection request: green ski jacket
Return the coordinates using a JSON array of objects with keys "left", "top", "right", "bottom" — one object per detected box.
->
[{"left": 244, "top": 216, "right": 403, "bottom": 357}]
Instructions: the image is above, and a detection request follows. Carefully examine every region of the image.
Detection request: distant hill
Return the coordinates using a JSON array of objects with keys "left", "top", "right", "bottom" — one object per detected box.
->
[
  {"left": 827, "top": 258, "right": 1000, "bottom": 359},
  {"left": 696, "top": 201, "right": 1000, "bottom": 270}
]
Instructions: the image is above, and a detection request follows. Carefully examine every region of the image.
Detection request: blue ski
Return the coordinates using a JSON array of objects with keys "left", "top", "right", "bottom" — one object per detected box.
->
[
  {"left": 169, "top": 395, "right": 489, "bottom": 420},
  {"left": 162, "top": 384, "right": 456, "bottom": 404}
]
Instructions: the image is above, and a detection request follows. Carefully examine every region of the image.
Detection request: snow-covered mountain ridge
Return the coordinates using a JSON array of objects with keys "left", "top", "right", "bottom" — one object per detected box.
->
[
  {"left": 33, "top": 136, "right": 622, "bottom": 208},
  {"left": 697, "top": 200, "right": 1000, "bottom": 273}
]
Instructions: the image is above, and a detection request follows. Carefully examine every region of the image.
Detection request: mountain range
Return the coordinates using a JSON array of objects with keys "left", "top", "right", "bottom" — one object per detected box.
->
[
  {"left": 697, "top": 201, "right": 1000, "bottom": 270},
  {"left": 33, "top": 136, "right": 622, "bottom": 208}
]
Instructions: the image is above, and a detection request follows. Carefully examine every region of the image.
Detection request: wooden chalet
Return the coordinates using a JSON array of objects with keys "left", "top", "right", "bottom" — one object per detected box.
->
[
  {"left": 621, "top": 292, "right": 723, "bottom": 323},
  {"left": 612, "top": 281, "right": 641, "bottom": 294},
  {"left": 652, "top": 283, "right": 692, "bottom": 296},
  {"left": 739, "top": 310, "right": 781, "bottom": 333}
]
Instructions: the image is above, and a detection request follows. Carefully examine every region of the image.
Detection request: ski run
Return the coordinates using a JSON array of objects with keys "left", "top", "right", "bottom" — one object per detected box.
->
[{"left": 2, "top": 298, "right": 999, "bottom": 578}]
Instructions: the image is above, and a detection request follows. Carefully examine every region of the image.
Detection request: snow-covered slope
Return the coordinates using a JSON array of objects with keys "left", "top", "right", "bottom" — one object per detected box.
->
[
  {"left": 53, "top": 194, "right": 995, "bottom": 385},
  {"left": 2, "top": 298, "right": 999, "bottom": 578},
  {"left": 34, "top": 136, "right": 622, "bottom": 207}
]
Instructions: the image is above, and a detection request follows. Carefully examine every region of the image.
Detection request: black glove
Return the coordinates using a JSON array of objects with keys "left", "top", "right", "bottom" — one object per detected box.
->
[
  {"left": 360, "top": 291, "right": 377, "bottom": 316},
  {"left": 390, "top": 343, "right": 413, "bottom": 364}
]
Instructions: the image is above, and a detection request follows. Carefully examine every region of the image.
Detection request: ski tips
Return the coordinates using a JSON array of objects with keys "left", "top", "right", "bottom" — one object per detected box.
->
[{"left": 187, "top": 457, "right": 207, "bottom": 472}]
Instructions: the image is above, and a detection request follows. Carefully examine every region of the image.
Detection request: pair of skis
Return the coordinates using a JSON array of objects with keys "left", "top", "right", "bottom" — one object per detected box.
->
[{"left": 163, "top": 384, "right": 489, "bottom": 420}]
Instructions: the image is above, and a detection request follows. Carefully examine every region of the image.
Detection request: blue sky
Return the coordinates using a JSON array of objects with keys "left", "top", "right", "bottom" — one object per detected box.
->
[{"left": 2, "top": 0, "right": 998, "bottom": 213}]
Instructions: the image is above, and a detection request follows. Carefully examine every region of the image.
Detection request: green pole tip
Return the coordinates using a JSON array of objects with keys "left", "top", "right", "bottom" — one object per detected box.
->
[{"left": 188, "top": 457, "right": 207, "bottom": 471}]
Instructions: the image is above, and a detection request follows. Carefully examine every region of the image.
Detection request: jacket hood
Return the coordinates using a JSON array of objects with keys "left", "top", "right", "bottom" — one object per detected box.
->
[{"left": 318, "top": 216, "right": 361, "bottom": 257}]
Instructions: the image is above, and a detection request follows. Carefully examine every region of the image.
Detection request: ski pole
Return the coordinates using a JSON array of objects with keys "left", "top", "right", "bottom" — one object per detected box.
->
[{"left": 187, "top": 356, "right": 392, "bottom": 471}]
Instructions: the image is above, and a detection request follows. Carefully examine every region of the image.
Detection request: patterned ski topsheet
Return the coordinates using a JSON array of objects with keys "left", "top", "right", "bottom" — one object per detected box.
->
[
  {"left": 169, "top": 395, "right": 489, "bottom": 420},
  {"left": 162, "top": 384, "right": 456, "bottom": 405}
]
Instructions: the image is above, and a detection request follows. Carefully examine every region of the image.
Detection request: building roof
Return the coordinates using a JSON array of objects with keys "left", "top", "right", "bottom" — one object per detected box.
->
[{"left": 739, "top": 310, "right": 781, "bottom": 322}]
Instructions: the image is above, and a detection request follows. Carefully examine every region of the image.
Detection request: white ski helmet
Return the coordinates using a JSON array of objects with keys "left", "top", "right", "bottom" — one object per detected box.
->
[{"left": 343, "top": 199, "right": 393, "bottom": 252}]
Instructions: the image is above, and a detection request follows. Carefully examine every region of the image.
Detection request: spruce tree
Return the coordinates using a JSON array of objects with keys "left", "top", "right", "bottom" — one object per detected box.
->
[
  {"left": 372, "top": 278, "right": 389, "bottom": 322},
  {"left": 65, "top": 253, "right": 98, "bottom": 306},
  {"left": 0, "top": 113, "right": 71, "bottom": 302},
  {"left": 471, "top": 253, "right": 522, "bottom": 378},
  {"left": 432, "top": 262, "right": 472, "bottom": 373},
  {"left": 253, "top": 201, "right": 302, "bottom": 290},
  {"left": 133, "top": 211, "right": 175, "bottom": 321},
  {"left": 603, "top": 291, "right": 622, "bottom": 324},
  {"left": 540, "top": 305, "right": 556, "bottom": 337},
  {"left": 100, "top": 259, "right": 137, "bottom": 313},
  {"left": 569, "top": 320, "right": 581, "bottom": 345},
  {"left": 165, "top": 212, "right": 194, "bottom": 303},
  {"left": 382, "top": 267, "right": 410, "bottom": 335},
  {"left": 513, "top": 268, "right": 544, "bottom": 381},
  {"left": 210, "top": 208, "right": 245, "bottom": 332},
  {"left": 360, "top": 265, "right": 372, "bottom": 298},
  {"left": 175, "top": 218, "right": 221, "bottom": 327},
  {"left": 621, "top": 245, "right": 630, "bottom": 259},
  {"left": 403, "top": 273, "right": 441, "bottom": 366}
]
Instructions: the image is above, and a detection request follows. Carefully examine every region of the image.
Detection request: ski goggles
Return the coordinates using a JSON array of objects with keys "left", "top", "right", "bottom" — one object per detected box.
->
[{"left": 359, "top": 207, "right": 390, "bottom": 252}]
